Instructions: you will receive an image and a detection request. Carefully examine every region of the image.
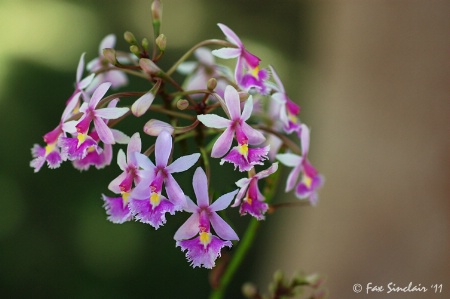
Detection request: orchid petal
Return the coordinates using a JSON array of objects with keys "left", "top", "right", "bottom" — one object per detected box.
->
[
  {"left": 108, "top": 172, "right": 127, "bottom": 193},
  {"left": 210, "top": 189, "right": 238, "bottom": 212},
  {"left": 62, "top": 92, "right": 81, "bottom": 120},
  {"left": 184, "top": 196, "right": 199, "bottom": 213},
  {"left": 255, "top": 162, "right": 279, "bottom": 179},
  {"left": 155, "top": 130, "right": 172, "bottom": 167},
  {"left": 135, "top": 152, "right": 156, "bottom": 170},
  {"left": 197, "top": 114, "right": 230, "bottom": 129},
  {"left": 126, "top": 133, "right": 141, "bottom": 162},
  {"left": 241, "top": 122, "right": 265, "bottom": 145},
  {"left": 212, "top": 48, "right": 241, "bottom": 59},
  {"left": 276, "top": 153, "right": 302, "bottom": 167},
  {"left": 269, "top": 65, "right": 285, "bottom": 93},
  {"left": 95, "top": 107, "right": 129, "bottom": 119},
  {"left": 76, "top": 53, "right": 86, "bottom": 83},
  {"left": 300, "top": 124, "right": 310, "bottom": 156},
  {"left": 192, "top": 167, "right": 209, "bottom": 207},
  {"left": 99, "top": 34, "right": 116, "bottom": 53},
  {"left": 194, "top": 47, "right": 215, "bottom": 65},
  {"left": 130, "top": 177, "right": 152, "bottom": 199},
  {"left": 174, "top": 213, "right": 200, "bottom": 241},
  {"left": 271, "top": 92, "right": 287, "bottom": 104},
  {"left": 210, "top": 212, "right": 239, "bottom": 241},
  {"left": 165, "top": 174, "right": 186, "bottom": 207},
  {"left": 177, "top": 61, "right": 197, "bottom": 74},
  {"left": 79, "top": 73, "right": 95, "bottom": 90},
  {"left": 117, "top": 149, "right": 127, "bottom": 170},
  {"left": 166, "top": 153, "right": 200, "bottom": 173},
  {"left": 89, "top": 82, "right": 111, "bottom": 108},
  {"left": 240, "top": 95, "right": 254, "bottom": 121},
  {"left": 224, "top": 85, "right": 241, "bottom": 120},
  {"left": 217, "top": 23, "right": 242, "bottom": 46},
  {"left": 286, "top": 164, "right": 302, "bottom": 192},
  {"left": 93, "top": 118, "right": 115, "bottom": 144},
  {"left": 211, "top": 127, "right": 234, "bottom": 158},
  {"left": 61, "top": 120, "right": 77, "bottom": 134},
  {"left": 111, "top": 129, "right": 130, "bottom": 144}
]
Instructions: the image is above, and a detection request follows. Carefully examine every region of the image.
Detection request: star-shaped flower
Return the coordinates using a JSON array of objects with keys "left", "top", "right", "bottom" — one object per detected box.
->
[
  {"left": 174, "top": 167, "right": 239, "bottom": 269},
  {"left": 197, "top": 85, "right": 265, "bottom": 158},
  {"left": 276, "top": 125, "right": 323, "bottom": 205}
]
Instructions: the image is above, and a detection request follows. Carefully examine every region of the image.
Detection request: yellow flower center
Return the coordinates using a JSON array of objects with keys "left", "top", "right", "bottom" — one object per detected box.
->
[
  {"left": 238, "top": 143, "right": 249, "bottom": 158},
  {"left": 288, "top": 112, "right": 298, "bottom": 124},
  {"left": 302, "top": 174, "right": 313, "bottom": 188},
  {"left": 77, "top": 133, "right": 87, "bottom": 147},
  {"left": 251, "top": 66, "right": 260, "bottom": 79},
  {"left": 122, "top": 192, "right": 130, "bottom": 204},
  {"left": 199, "top": 231, "right": 212, "bottom": 246},
  {"left": 150, "top": 192, "right": 161, "bottom": 207},
  {"left": 45, "top": 142, "right": 56, "bottom": 156}
]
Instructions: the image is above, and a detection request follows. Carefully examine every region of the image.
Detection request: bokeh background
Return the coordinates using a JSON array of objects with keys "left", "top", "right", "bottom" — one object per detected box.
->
[{"left": 0, "top": 0, "right": 449, "bottom": 298}]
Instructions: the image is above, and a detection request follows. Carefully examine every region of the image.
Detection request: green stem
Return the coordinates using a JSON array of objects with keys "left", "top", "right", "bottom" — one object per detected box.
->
[
  {"left": 209, "top": 168, "right": 281, "bottom": 299},
  {"left": 209, "top": 219, "right": 260, "bottom": 299}
]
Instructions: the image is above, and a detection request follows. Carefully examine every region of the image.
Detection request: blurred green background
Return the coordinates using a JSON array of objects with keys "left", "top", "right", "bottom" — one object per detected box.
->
[{"left": 1, "top": 0, "right": 449, "bottom": 298}]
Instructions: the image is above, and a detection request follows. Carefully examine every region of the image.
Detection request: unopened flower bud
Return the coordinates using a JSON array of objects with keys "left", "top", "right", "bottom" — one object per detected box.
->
[
  {"left": 207, "top": 78, "right": 217, "bottom": 91},
  {"left": 151, "top": 0, "right": 162, "bottom": 22},
  {"left": 155, "top": 34, "right": 166, "bottom": 51},
  {"left": 176, "top": 99, "right": 189, "bottom": 110},
  {"left": 139, "top": 58, "right": 160, "bottom": 74},
  {"left": 102, "top": 48, "right": 117, "bottom": 65},
  {"left": 273, "top": 270, "right": 284, "bottom": 283},
  {"left": 124, "top": 31, "right": 137, "bottom": 45},
  {"left": 130, "top": 45, "right": 141, "bottom": 57},
  {"left": 142, "top": 38, "right": 149, "bottom": 52},
  {"left": 241, "top": 282, "right": 258, "bottom": 298},
  {"left": 144, "top": 119, "right": 174, "bottom": 136},
  {"left": 131, "top": 80, "right": 161, "bottom": 117}
]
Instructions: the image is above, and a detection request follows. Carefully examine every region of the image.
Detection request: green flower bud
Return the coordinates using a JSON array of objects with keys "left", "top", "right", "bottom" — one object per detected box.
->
[
  {"left": 124, "top": 31, "right": 137, "bottom": 45},
  {"left": 142, "top": 38, "right": 149, "bottom": 52},
  {"left": 155, "top": 34, "right": 166, "bottom": 51},
  {"left": 130, "top": 45, "right": 141, "bottom": 57},
  {"left": 241, "top": 282, "right": 258, "bottom": 298},
  {"left": 207, "top": 78, "right": 217, "bottom": 91},
  {"left": 176, "top": 99, "right": 189, "bottom": 110},
  {"left": 102, "top": 48, "right": 117, "bottom": 65}
]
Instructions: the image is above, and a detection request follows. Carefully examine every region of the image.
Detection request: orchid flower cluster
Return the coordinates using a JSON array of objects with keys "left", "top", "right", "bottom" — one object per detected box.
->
[{"left": 30, "top": 1, "right": 323, "bottom": 273}]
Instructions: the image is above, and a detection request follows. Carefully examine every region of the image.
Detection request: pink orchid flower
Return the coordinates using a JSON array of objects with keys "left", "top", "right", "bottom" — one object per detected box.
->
[
  {"left": 174, "top": 167, "right": 239, "bottom": 269},
  {"left": 197, "top": 85, "right": 265, "bottom": 159},
  {"left": 276, "top": 125, "right": 323, "bottom": 205},
  {"left": 212, "top": 24, "right": 269, "bottom": 94},
  {"left": 128, "top": 130, "right": 200, "bottom": 229}
]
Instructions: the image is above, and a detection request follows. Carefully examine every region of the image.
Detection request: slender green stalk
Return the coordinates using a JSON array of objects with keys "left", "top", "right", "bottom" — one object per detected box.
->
[
  {"left": 209, "top": 218, "right": 260, "bottom": 299},
  {"left": 209, "top": 169, "right": 281, "bottom": 299}
]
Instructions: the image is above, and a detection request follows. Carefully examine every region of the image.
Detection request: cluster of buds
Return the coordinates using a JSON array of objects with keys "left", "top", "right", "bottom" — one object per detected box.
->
[{"left": 30, "top": 1, "right": 323, "bottom": 269}]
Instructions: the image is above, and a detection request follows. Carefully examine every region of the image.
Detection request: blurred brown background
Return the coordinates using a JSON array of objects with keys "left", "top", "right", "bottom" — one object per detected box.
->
[
  {"left": 0, "top": 0, "right": 448, "bottom": 298},
  {"left": 256, "top": 1, "right": 450, "bottom": 298}
]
